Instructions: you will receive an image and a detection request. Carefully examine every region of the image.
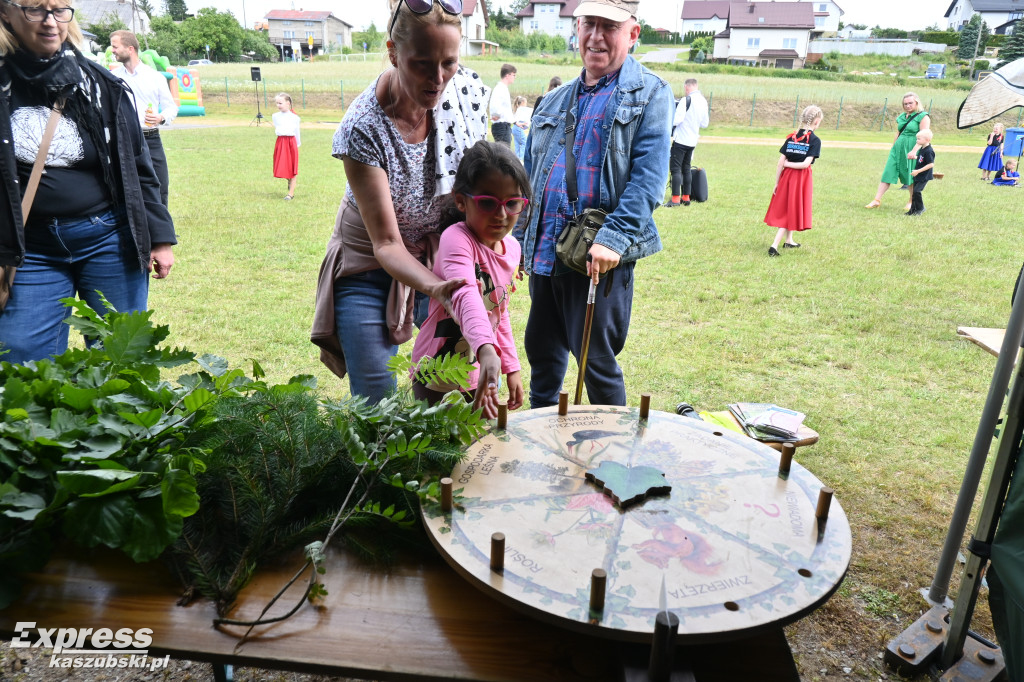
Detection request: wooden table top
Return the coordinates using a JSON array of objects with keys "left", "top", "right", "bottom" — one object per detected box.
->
[
  {"left": 0, "top": 545, "right": 620, "bottom": 682},
  {"left": 422, "top": 406, "right": 851, "bottom": 644}
]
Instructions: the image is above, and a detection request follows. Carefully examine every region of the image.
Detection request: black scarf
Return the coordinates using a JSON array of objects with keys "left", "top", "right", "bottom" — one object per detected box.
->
[{"left": 4, "top": 43, "right": 119, "bottom": 203}]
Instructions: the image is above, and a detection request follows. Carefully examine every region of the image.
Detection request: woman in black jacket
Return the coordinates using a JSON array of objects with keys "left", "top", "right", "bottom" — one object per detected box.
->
[{"left": 0, "top": 0, "right": 175, "bottom": 363}]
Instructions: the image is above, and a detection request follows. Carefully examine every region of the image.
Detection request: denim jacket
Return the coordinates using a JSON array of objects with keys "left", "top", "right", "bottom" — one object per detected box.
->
[{"left": 517, "top": 56, "right": 672, "bottom": 275}]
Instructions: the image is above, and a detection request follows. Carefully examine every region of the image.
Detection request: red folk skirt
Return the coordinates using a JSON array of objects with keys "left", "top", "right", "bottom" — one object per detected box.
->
[
  {"left": 273, "top": 135, "right": 299, "bottom": 179},
  {"left": 764, "top": 166, "right": 812, "bottom": 231}
]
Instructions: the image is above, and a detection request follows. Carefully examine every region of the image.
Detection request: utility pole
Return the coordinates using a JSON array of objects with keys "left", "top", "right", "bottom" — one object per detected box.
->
[{"left": 969, "top": 15, "right": 984, "bottom": 79}]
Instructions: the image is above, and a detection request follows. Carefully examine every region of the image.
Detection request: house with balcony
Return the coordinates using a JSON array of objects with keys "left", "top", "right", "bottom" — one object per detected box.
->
[
  {"left": 681, "top": 1, "right": 731, "bottom": 37},
  {"left": 713, "top": 2, "right": 814, "bottom": 68},
  {"left": 516, "top": 0, "right": 579, "bottom": 43},
  {"left": 946, "top": 0, "right": 1024, "bottom": 33},
  {"left": 266, "top": 10, "right": 352, "bottom": 59},
  {"left": 807, "top": 0, "right": 843, "bottom": 35}
]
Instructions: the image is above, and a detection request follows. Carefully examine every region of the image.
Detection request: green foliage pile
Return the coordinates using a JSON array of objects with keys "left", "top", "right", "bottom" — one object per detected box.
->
[
  {"left": 0, "top": 299, "right": 253, "bottom": 609},
  {"left": 167, "top": 355, "right": 484, "bottom": 614},
  {"left": 0, "top": 299, "right": 489, "bottom": 618}
]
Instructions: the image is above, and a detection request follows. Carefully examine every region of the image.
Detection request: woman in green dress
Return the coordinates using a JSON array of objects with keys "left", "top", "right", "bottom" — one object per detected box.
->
[{"left": 865, "top": 92, "right": 930, "bottom": 209}]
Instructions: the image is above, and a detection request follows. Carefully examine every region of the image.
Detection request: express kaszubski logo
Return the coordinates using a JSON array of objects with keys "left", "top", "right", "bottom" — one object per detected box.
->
[{"left": 11, "top": 622, "right": 170, "bottom": 670}]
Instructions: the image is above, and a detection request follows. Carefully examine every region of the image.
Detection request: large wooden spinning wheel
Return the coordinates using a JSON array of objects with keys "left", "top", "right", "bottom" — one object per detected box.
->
[{"left": 421, "top": 405, "right": 851, "bottom": 644}]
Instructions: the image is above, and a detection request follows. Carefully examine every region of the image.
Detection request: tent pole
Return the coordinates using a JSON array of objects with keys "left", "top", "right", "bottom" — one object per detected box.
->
[
  {"left": 940, "top": 344, "right": 1024, "bottom": 670},
  {"left": 926, "top": 273, "right": 1024, "bottom": 605}
]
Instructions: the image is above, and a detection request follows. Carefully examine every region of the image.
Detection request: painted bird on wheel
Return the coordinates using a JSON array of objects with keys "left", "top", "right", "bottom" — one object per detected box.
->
[{"left": 565, "top": 430, "right": 620, "bottom": 455}]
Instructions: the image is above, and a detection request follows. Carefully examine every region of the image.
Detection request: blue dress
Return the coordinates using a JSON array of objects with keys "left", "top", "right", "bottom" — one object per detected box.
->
[
  {"left": 993, "top": 169, "right": 1019, "bottom": 186},
  {"left": 979, "top": 134, "right": 1004, "bottom": 172}
]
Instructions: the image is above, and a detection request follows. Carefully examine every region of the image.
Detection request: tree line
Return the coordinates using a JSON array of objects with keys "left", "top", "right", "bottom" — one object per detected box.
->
[{"left": 82, "top": 3, "right": 281, "bottom": 63}]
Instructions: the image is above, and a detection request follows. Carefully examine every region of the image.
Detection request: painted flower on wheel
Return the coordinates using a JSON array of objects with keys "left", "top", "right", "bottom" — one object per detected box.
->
[{"left": 632, "top": 523, "right": 722, "bottom": 575}]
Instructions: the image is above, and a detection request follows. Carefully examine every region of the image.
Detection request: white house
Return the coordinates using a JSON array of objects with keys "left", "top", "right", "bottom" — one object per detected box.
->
[
  {"left": 680, "top": 1, "right": 731, "bottom": 36},
  {"left": 713, "top": 2, "right": 814, "bottom": 68},
  {"left": 945, "top": 0, "right": 1024, "bottom": 32},
  {"left": 808, "top": 0, "right": 843, "bottom": 34},
  {"left": 461, "top": 0, "right": 498, "bottom": 55},
  {"left": 516, "top": 0, "right": 578, "bottom": 42},
  {"left": 267, "top": 10, "right": 352, "bottom": 57}
]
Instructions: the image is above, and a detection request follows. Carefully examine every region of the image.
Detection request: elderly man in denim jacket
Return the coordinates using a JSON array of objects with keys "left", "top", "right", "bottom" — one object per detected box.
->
[{"left": 516, "top": 0, "right": 671, "bottom": 408}]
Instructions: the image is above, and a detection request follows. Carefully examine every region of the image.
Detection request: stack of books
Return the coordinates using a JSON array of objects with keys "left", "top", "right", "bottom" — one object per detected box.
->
[{"left": 727, "top": 403, "right": 805, "bottom": 442}]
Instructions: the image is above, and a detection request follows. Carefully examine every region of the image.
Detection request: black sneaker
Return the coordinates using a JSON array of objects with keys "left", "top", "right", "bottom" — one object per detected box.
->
[
  {"left": 664, "top": 200, "right": 681, "bottom": 208},
  {"left": 682, "top": 200, "right": 691, "bottom": 206},
  {"left": 768, "top": 247, "right": 780, "bottom": 257},
  {"left": 782, "top": 242, "right": 801, "bottom": 249}
]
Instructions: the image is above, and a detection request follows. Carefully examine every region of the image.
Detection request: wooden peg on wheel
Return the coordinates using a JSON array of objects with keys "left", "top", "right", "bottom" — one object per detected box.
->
[
  {"left": 816, "top": 487, "right": 833, "bottom": 521},
  {"left": 490, "top": 532, "right": 505, "bottom": 572},
  {"left": 558, "top": 391, "right": 569, "bottom": 416},
  {"left": 779, "top": 442, "right": 795, "bottom": 479},
  {"left": 589, "top": 568, "right": 607, "bottom": 613},
  {"left": 440, "top": 477, "right": 453, "bottom": 513},
  {"left": 639, "top": 394, "right": 651, "bottom": 421},
  {"left": 497, "top": 402, "right": 508, "bottom": 429}
]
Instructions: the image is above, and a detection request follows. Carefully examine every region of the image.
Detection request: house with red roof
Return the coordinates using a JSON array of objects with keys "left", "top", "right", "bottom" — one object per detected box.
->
[
  {"left": 713, "top": 2, "right": 815, "bottom": 68},
  {"left": 681, "top": 1, "right": 731, "bottom": 37},
  {"left": 266, "top": 10, "right": 352, "bottom": 59}
]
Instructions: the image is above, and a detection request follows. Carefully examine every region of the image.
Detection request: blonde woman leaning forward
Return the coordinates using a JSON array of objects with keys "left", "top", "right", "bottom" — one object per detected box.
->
[{"left": 311, "top": 0, "right": 500, "bottom": 413}]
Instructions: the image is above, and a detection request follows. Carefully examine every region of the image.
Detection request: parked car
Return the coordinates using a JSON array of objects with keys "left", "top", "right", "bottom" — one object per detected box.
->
[
  {"left": 188, "top": 59, "right": 213, "bottom": 66},
  {"left": 925, "top": 64, "right": 946, "bottom": 79}
]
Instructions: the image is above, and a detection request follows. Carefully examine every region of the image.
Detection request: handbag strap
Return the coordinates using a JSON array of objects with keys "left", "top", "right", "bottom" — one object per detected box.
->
[
  {"left": 22, "top": 99, "right": 64, "bottom": 224},
  {"left": 563, "top": 80, "right": 582, "bottom": 216},
  {"left": 897, "top": 111, "right": 922, "bottom": 136}
]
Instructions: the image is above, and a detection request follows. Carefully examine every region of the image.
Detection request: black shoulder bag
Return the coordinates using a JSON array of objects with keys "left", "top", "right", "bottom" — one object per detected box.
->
[{"left": 555, "top": 82, "right": 606, "bottom": 277}]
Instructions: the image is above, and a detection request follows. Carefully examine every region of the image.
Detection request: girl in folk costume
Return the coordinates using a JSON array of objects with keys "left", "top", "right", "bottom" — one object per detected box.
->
[
  {"left": 979, "top": 122, "right": 1005, "bottom": 182},
  {"left": 272, "top": 92, "right": 300, "bottom": 199},
  {"left": 765, "top": 105, "right": 824, "bottom": 256}
]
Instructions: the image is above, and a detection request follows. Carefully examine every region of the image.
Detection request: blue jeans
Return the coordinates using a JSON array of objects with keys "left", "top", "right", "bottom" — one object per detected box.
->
[
  {"left": 512, "top": 124, "right": 527, "bottom": 162},
  {"left": 524, "top": 264, "right": 635, "bottom": 408},
  {"left": 333, "top": 268, "right": 428, "bottom": 404},
  {"left": 0, "top": 208, "right": 148, "bottom": 364}
]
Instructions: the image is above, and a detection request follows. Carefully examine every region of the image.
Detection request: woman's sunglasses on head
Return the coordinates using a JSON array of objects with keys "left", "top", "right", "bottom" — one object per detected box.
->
[
  {"left": 4, "top": 0, "right": 74, "bottom": 22},
  {"left": 389, "top": 0, "right": 463, "bottom": 36}
]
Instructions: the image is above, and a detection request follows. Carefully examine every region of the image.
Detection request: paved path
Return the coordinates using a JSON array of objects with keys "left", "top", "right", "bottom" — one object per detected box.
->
[{"left": 638, "top": 47, "right": 685, "bottom": 64}]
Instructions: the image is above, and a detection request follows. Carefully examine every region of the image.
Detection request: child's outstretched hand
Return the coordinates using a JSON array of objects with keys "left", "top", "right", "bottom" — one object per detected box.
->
[
  {"left": 506, "top": 371, "right": 524, "bottom": 410},
  {"left": 473, "top": 344, "right": 502, "bottom": 419}
]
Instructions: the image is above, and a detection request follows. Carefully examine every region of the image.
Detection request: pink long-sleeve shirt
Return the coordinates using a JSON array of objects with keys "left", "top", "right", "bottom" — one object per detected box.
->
[{"left": 411, "top": 221, "right": 521, "bottom": 392}]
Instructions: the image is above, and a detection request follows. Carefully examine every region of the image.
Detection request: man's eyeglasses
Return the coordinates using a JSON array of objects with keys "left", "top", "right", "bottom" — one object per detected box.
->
[
  {"left": 4, "top": 1, "right": 74, "bottom": 22},
  {"left": 463, "top": 194, "right": 529, "bottom": 215},
  {"left": 389, "top": 0, "right": 462, "bottom": 37}
]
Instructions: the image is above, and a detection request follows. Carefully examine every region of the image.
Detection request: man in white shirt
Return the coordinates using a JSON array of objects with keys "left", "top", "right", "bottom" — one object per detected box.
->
[
  {"left": 667, "top": 77, "right": 709, "bottom": 207},
  {"left": 110, "top": 30, "right": 178, "bottom": 208},
  {"left": 489, "top": 63, "right": 517, "bottom": 146}
]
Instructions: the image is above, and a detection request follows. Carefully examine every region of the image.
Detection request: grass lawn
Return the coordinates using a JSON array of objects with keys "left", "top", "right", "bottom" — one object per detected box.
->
[{"left": 138, "top": 90, "right": 1015, "bottom": 681}]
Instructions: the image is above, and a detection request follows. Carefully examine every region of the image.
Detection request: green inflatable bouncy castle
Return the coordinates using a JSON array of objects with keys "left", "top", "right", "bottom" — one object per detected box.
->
[{"left": 104, "top": 46, "right": 206, "bottom": 117}]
